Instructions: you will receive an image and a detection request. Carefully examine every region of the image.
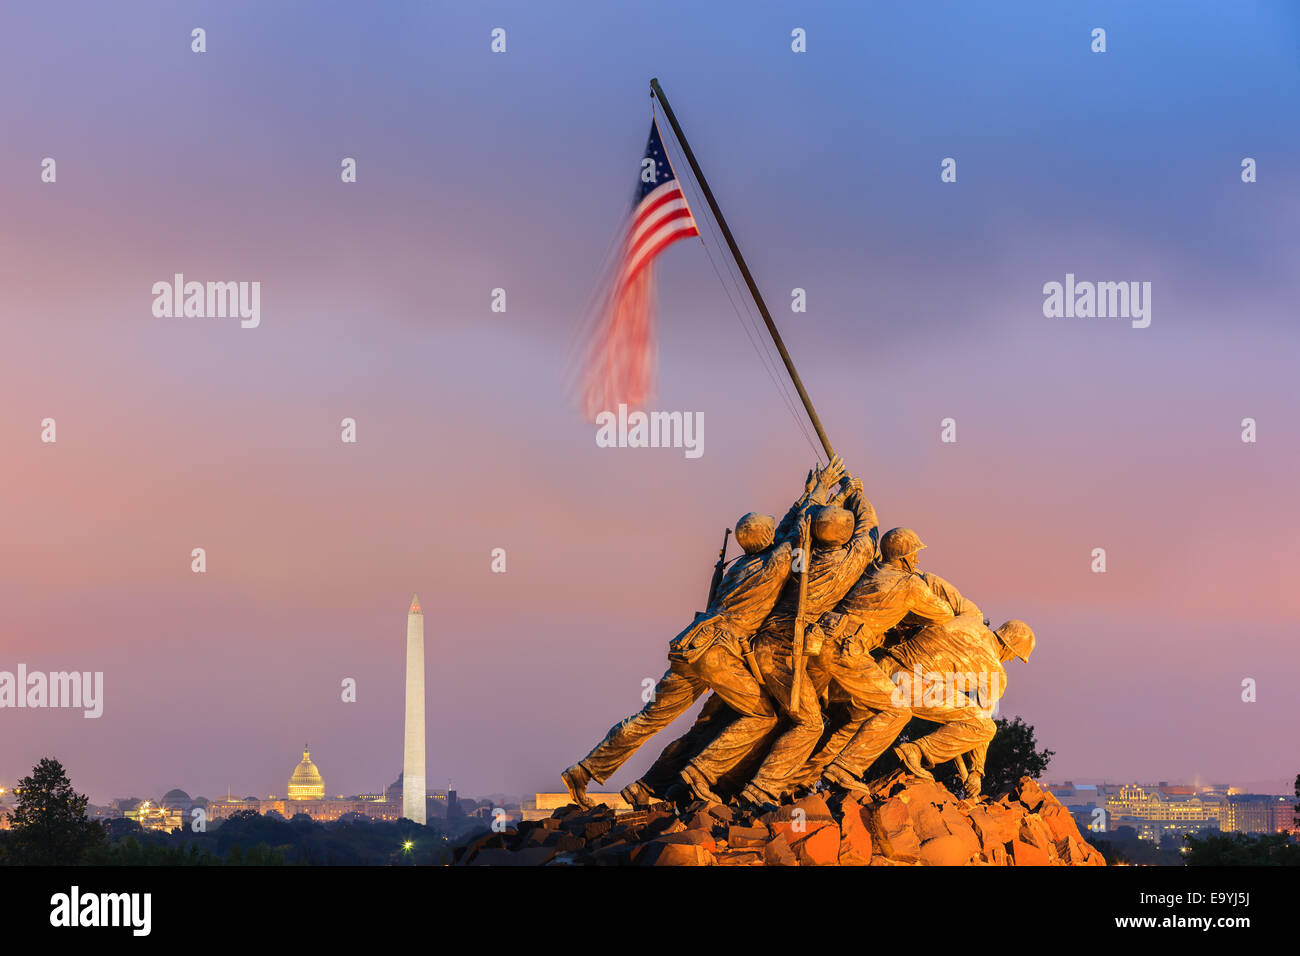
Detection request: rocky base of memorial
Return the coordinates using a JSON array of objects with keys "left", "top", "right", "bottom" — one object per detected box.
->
[{"left": 453, "top": 774, "right": 1106, "bottom": 866}]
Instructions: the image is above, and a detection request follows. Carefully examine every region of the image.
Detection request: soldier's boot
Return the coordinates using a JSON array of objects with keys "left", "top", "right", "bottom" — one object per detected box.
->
[
  {"left": 822, "top": 762, "right": 872, "bottom": 796},
  {"left": 561, "top": 762, "right": 597, "bottom": 809},
  {"left": 963, "top": 770, "right": 983, "bottom": 799},
  {"left": 737, "top": 783, "right": 780, "bottom": 813},
  {"left": 953, "top": 753, "right": 970, "bottom": 784},
  {"left": 893, "top": 743, "right": 934, "bottom": 781},
  {"left": 787, "top": 764, "right": 823, "bottom": 793},
  {"left": 619, "top": 779, "right": 655, "bottom": 808},
  {"left": 679, "top": 764, "right": 722, "bottom": 804}
]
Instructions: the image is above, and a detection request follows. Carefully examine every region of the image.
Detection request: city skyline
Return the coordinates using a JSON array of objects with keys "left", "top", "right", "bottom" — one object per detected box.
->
[{"left": 2, "top": 746, "right": 1294, "bottom": 808}]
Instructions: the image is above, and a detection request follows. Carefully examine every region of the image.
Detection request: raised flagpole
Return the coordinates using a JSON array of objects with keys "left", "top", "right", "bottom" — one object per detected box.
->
[{"left": 650, "top": 77, "right": 836, "bottom": 461}]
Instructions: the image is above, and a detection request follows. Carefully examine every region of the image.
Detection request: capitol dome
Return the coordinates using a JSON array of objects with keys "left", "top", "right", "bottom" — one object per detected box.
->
[
  {"left": 161, "top": 789, "right": 192, "bottom": 810},
  {"left": 287, "top": 746, "right": 325, "bottom": 801}
]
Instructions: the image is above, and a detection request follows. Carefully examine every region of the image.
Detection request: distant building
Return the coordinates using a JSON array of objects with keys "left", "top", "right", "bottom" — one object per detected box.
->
[
  {"left": 385, "top": 773, "right": 446, "bottom": 820},
  {"left": 160, "top": 789, "right": 194, "bottom": 813},
  {"left": 1223, "top": 795, "right": 1297, "bottom": 834},
  {"left": 125, "top": 801, "right": 184, "bottom": 832},
  {"left": 287, "top": 747, "right": 326, "bottom": 801},
  {"left": 207, "top": 795, "right": 260, "bottom": 822},
  {"left": 258, "top": 798, "right": 402, "bottom": 823},
  {"left": 88, "top": 803, "right": 124, "bottom": 823},
  {"left": 426, "top": 792, "right": 449, "bottom": 819},
  {"left": 1104, "top": 784, "right": 1223, "bottom": 842}
]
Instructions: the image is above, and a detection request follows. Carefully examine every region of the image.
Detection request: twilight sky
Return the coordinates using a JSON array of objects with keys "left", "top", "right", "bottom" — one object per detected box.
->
[{"left": 1, "top": 1, "right": 1297, "bottom": 802}]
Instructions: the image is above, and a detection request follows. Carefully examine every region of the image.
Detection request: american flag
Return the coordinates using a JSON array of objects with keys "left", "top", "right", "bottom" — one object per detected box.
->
[{"left": 580, "top": 120, "right": 699, "bottom": 420}]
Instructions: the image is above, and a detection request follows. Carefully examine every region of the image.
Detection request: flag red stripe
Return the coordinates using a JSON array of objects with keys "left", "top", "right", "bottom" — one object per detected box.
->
[
  {"left": 622, "top": 220, "right": 698, "bottom": 286},
  {"left": 633, "top": 184, "right": 689, "bottom": 231},
  {"left": 627, "top": 206, "right": 696, "bottom": 267},
  {"left": 631, "top": 199, "right": 696, "bottom": 251}
]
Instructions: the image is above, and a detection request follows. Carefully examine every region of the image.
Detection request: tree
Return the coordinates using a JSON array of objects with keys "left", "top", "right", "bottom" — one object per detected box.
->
[
  {"left": 979, "top": 715, "right": 1055, "bottom": 795},
  {"left": 1184, "top": 831, "right": 1300, "bottom": 866},
  {"left": 6, "top": 757, "right": 105, "bottom": 864},
  {"left": 102, "top": 817, "right": 142, "bottom": 840}
]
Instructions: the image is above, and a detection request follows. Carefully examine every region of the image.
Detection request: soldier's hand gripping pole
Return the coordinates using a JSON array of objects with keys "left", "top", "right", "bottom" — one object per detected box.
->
[{"left": 789, "top": 516, "right": 812, "bottom": 710}]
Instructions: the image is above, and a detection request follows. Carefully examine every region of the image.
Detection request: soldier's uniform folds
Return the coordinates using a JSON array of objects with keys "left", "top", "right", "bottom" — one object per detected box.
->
[
  {"left": 798, "top": 562, "right": 956, "bottom": 781},
  {"left": 576, "top": 486, "right": 821, "bottom": 786},
  {"left": 581, "top": 638, "right": 778, "bottom": 785},
  {"left": 874, "top": 573, "right": 1008, "bottom": 773},
  {"left": 700, "top": 491, "right": 879, "bottom": 801}
]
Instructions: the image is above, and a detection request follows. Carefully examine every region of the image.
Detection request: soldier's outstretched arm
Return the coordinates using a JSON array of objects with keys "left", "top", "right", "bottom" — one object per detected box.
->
[
  {"left": 919, "top": 571, "right": 981, "bottom": 620},
  {"left": 906, "top": 578, "right": 955, "bottom": 624},
  {"left": 843, "top": 481, "right": 880, "bottom": 557}
]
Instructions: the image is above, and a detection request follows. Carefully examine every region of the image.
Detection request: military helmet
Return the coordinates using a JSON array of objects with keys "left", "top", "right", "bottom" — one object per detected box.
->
[
  {"left": 810, "top": 505, "right": 853, "bottom": 547},
  {"left": 880, "top": 527, "right": 927, "bottom": 562},
  {"left": 734, "top": 513, "right": 776, "bottom": 553},
  {"left": 995, "top": 619, "right": 1036, "bottom": 662}
]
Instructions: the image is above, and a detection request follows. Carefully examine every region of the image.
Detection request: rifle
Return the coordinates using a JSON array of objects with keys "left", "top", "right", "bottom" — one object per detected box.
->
[
  {"left": 705, "top": 527, "right": 732, "bottom": 608},
  {"left": 789, "top": 516, "right": 812, "bottom": 709}
]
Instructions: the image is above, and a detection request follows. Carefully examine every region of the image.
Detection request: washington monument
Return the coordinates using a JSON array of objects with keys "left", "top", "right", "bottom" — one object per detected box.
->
[{"left": 403, "top": 594, "right": 426, "bottom": 824}]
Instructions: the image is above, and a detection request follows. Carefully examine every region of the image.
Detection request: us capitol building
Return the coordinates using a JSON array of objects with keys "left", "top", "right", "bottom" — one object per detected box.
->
[
  {"left": 286, "top": 747, "right": 327, "bottom": 801},
  {"left": 207, "top": 747, "right": 403, "bottom": 824}
]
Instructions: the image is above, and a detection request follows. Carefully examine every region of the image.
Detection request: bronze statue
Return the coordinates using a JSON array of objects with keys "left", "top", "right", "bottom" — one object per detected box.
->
[
  {"left": 721, "top": 479, "right": 880, "bottom": 808},
  {"left": 561, "top": 457, "right": 847, "bottom": 808},
  {"left": 882, "top": 614, "right": 1035, "bottom": 797},
  {"left": 795, "top": 528, "right": 956, "bottom": 793},
  {"left": 563, "top": 462, "right": 1041, "bottom": 814}
]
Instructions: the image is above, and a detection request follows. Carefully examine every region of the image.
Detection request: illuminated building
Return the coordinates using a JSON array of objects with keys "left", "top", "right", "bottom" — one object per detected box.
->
[
  {"left": 255, "top": 798, "right": 403, "bottom": 823},
  {"left": 1104, "top": 784, "right": 1223, "bottom": 841},
  {"left": 287, "top": 746, "right": 326, "bottom": 801},
  {"left": 125, "top": 801, "right": 184, "bottom": 832},
  {"left": 206, "top": 794, "right": 261, "bottom": 822},
  {"left": 1222, "top": 795, "right": 1297, "bottom": 834}
]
